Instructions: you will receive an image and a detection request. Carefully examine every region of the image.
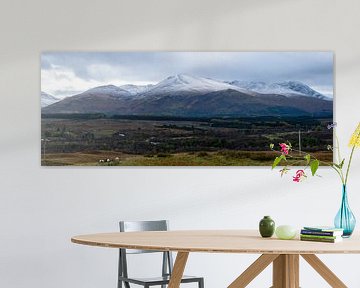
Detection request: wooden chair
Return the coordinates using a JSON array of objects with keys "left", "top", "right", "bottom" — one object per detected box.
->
[{"left": 118, "top": 220, "right": 204, "bottom": 288}]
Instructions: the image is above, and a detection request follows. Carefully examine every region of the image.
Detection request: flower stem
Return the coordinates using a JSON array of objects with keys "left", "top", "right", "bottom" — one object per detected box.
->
[
  {"left": 345, "top": 145, "right": 356, "bottom": 185},
  {"left": 336, "top": 135, "right": 342, "bottom": 164},
  {"left": 335, "top": 134, "right": 345, "bottom": 184},
  {"left": 345, "top": 130, "right": 360, "bottom": 185},
  {"left": 271, "top": 147, "right": 344, "bottom": 183}
]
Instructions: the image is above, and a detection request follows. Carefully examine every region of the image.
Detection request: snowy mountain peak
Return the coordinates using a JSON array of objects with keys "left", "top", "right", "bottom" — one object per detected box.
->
[
  {"left": 229, "top": 80, "right": 331, "bottom": 100},
  {"left": 120, "top": 84, "right": 154, "bottom": 95},
  {"left": 145, "top": 74, "right": 249, "bottom": 95},
  {"left": 275, "top": 81, "right": 329, "bottom": 99},
  {"left": 86, "top": 85, "right": 130, "bottom": 96},
  {"left": 41, "top": 92, "right": 60, "bottom": 107},
  {"left": 168, "top": 74, "right": 202, "bottom": 84}
]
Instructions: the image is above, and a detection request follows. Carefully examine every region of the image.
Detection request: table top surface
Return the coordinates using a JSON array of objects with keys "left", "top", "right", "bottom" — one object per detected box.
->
[{"left": 71, "top": 230, "right": 360, "bottom": 254}]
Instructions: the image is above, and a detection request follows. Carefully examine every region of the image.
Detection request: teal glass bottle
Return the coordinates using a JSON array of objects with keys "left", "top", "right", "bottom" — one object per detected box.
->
[
  {"left": 259, "top": 216, "right": 275, "bottom": 238},
  {"left": 334, "top": 185, "right": 356, "bottom": 237}
]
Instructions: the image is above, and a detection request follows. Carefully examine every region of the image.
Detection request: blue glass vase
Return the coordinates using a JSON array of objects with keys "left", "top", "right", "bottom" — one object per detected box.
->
[{"left": 334, "top": 185, "right": 356, "bottom": 237}]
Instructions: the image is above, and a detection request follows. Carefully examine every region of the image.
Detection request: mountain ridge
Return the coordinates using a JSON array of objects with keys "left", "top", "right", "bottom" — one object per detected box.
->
[
  {"left": 228, "top": 80, "right": 331, "bottom": 100},
  {"left": 41, "top": 92, "right": 60, "bottom": 107},
  {"left": 42, "top": 74, "right": 333, "bottom": 117}
]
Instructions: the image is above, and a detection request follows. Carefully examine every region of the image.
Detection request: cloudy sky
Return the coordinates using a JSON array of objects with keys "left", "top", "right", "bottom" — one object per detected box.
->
[{"left": 41, "top": 52, "right": 334, "bottom": 98}]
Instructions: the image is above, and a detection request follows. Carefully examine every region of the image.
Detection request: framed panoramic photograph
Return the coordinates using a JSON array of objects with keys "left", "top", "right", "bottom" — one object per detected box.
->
[{"left": 41, "top": 52, "right": 334, "bottom": 166}]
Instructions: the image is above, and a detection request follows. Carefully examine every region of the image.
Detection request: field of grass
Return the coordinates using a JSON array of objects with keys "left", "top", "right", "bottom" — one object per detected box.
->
[
  {"left": 41, "top": 115, "right": 333, "bottom": 166},
  {"left": 42, "top": 150, "right": 333, "bottom": 166}
]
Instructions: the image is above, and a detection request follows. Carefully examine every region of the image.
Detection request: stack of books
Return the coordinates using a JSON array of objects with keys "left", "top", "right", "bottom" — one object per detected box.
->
[{"left": 300, "top": 226, "right": 344, "bottom": 243}]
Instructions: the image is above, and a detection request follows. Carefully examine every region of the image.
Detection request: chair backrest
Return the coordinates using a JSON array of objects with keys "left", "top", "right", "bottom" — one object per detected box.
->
[
  {"left": 120, "top": 220, "right": 168, "bottom": 232},
  {"left": 119, "top": 220, "right": 169, "bottom": 254},
  {"left": 118, "top": 220, "right": 174, "bottom": 283}
]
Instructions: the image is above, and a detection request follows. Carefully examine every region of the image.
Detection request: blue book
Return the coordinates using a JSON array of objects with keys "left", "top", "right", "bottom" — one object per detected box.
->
[{"left": 302, "top": 226, "right": 343, "bottom": 237}]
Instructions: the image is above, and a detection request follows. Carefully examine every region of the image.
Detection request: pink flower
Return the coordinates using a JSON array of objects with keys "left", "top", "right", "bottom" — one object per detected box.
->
[
  {"left": 279, "top": 143, "right": 289, "bottom": 155},
  {"left": 293, "top": 169, "right": 306, "bottom": 182}
]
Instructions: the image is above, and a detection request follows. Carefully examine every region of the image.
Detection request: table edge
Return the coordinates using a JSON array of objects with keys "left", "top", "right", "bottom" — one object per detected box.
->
[{"left": 71, "top": 236, "right": 360, "bottom": 255}]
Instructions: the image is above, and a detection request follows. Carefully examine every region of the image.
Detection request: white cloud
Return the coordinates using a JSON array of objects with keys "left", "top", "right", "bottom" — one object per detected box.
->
[
  {"left": 41, "top": 52, "right": 334, "bottom": 98},
  {"left": 41, "top": 65, "right": 154, "bottom": 98}
]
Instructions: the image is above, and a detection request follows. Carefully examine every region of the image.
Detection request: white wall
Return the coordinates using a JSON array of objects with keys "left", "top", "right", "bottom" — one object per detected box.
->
[{"left": 1, "top": 0, "right": 360, "bottom": 287}]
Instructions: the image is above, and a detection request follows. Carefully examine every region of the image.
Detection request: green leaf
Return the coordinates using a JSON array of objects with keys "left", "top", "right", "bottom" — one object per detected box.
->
[
  {"left": 269, "top": 143, "right": 274, "bottom": 149},
  {"left": 304, "top": 154, "right": 311, "bottom": 165},
  {"left": 272, "top": 156, "right": 281, "bottom": 169},
  {"left": 332, "top": 159, "right": 344, "bottom": 170},
  {"left": 310, "top": 159, "right": 319, "bottom": 176},
  {"left": 339, "top": 158, "right": 345, "bottom": 169},
  {"left": 272, "top": 154, "right": 285, "bottom": 169}
]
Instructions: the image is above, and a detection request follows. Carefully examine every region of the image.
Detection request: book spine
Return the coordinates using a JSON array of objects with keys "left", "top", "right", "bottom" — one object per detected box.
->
[
  {"left": 301, "top": 230, "right": 336, "bottom": 236},
  {"left": 300, "top": 237, "right": 337, "bottom": 243},
  {"left": 300, "top": 234, "right": 337, "bottom": 240}
]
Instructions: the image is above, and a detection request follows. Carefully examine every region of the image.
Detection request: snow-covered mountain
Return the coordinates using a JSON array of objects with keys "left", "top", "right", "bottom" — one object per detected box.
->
[
  {"left": 41, "top": 92, "right": 60, "bottom": 107},
  {"left": 142, "top": 74, "right": 251, "bottom": 96},
  {"left": 85, "top": 85, "right": 131, "bottom": 98},
  {"left": 228, "top": 80, "right": 331, "bottom": 100},
  {"left": 42, "top": 74, "right": 333, "bottom": 117},
  {"left": 120, "top": 84, "right": 154, "bottom": 96},
  {"left": 42, "top": 75, "right": 331, "bottom": 106}
]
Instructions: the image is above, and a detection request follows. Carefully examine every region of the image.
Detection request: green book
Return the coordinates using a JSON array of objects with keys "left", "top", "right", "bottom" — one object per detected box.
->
[
  {"left": 300, "top": 234, "right": 339, "bottom": 240},
  {"left": 300, "top": 236, "right": 342, "bottom": 243}
]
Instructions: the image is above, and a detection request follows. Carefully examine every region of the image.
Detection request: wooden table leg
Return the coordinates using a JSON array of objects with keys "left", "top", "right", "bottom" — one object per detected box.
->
[
  {"left": 273, "top": 254, "right": 286, "bottom": 288},
  {"left": 301, "top": 254, "right": 347, "bottom": 288},
  {"left": 272, "top": 254, "right": 299, "bottom": 288},
  {"left": 288, "top": 255, "right": 299, "bottom": 288},
  {"left": 168, "top": 252, "right": 189, "bottom": 288},
  {"left": 228, "top": 254, "right": 279, "bottom": 288}
]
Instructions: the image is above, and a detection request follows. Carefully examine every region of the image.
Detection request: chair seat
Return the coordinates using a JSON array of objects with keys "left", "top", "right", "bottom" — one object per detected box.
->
[{"left": 119, "top": 275, "right": 203, "bottom": 285}]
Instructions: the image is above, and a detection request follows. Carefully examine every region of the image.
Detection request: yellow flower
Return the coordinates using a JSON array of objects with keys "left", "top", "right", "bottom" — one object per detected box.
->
[{"left": 349, "top": 122, "right": 360, "bottom": 148}]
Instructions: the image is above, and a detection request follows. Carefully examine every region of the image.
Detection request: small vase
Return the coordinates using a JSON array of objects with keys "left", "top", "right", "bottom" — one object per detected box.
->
[
  {"left": 334, "top": 185, "right": 356, "bottom": 237},
  {"left": 259, "top": 216, "right": 275, "bottom": 238}
]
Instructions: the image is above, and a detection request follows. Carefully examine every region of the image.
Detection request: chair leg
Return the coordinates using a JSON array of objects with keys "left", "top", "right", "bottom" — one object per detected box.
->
[
  {"left": 198, "top": 278, "right": 204, "bottom": 288},
  {"left": 161, "top": 252, "right": 168, "bottom": 288},
  {"left": 118, "top": 249, "right": 122, "bottom": 288}
]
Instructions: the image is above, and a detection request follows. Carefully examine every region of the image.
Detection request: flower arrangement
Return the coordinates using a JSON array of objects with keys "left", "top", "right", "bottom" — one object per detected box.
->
[
  {"left": 270, "top": 122, "right": 360, "bottom": 236},
  {"left": 270, "top": 122, "right": 360, "bottom": 184}
]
